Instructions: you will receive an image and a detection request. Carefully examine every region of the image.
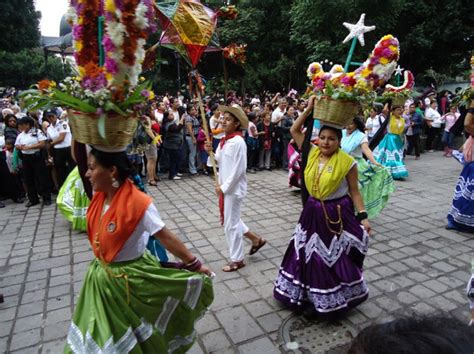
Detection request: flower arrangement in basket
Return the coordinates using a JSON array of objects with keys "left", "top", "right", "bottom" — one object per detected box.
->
[
  {"left": 381, "top": 70, "right": 415, "bottom": 106},
  {"left": 307, "top": 34, "right": 400, "bottom": 127},
  {"left": 20, "top": 0, "right": 156, "bottom": 148}
]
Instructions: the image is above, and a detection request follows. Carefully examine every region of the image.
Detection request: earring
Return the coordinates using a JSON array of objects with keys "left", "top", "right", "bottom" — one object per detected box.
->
[{"left": 111, "top": 177, "right": 119, "bottom": 188}]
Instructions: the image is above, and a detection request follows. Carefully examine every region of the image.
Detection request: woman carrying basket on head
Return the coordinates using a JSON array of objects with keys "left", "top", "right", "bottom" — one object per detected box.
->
[{"left": 274, "top": 96, "right": 371, "bottom": 315}]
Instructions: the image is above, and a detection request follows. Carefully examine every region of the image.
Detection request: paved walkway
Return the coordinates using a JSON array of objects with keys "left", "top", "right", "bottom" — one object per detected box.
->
[{"left": 0, "top": 151, "right": 473, "bottom": 353}]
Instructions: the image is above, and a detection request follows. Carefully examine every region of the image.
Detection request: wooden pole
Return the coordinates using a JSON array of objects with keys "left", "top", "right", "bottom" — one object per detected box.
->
[
  {"left": 222, "top": 55, "right": 228, "bottom": 101},
  {"left": 195, "top": 86, "right": 219, "bottom": 186}
]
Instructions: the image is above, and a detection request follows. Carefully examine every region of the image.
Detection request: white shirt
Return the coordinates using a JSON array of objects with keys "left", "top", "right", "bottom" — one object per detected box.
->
[
  {"left": 250, "top": 97, "right": 260, "bottom": 105},
  {"left": 171, "top": 109, "right": 180, "bottom": 124},
  {"left": 248, "top": 121, "right": 257, "bottom": 138},
  {"left": 215, "top": 135, "right": 247, "bottom": 197},
  {"left": 154, "top": 110, "right": 164, "bottom": 124},
  {"left": 210, "top": 115, "right": 224, "bottom": 139},
  {"left": 47, "top": 120, "right": 72, "bottom": 148},
  {"left": 366, "top": 115, "right": 385, "bottom": 138},
  {"left": 15, "top": 128, "right": 47, "bottom": 154},
  {"left": 271, "top": 107, "right": 285, "bottom": 126},
  {"left": 425, "top": 107, "right": 442, "bottom": 128},
  {"left": 113, "top": 203, "right": 165, "bottom": 262}
]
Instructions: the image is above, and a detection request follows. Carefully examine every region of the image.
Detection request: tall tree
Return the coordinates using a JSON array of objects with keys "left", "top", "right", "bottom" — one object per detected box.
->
[{"left": 0, "top": 0, "right": 41, "bottom": 52}]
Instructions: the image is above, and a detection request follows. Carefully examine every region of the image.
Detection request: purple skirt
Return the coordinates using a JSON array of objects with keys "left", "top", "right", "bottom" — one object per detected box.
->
[{"left": 274, "top": 195, "right": 369, "bottom": 313}]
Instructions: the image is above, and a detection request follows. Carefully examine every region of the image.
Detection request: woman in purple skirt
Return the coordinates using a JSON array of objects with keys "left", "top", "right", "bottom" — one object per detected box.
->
[{"left": 274, "top": 96, "right": 372, "bottom": 314}]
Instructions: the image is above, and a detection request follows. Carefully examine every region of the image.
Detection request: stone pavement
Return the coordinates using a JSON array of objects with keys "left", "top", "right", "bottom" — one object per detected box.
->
[{"left": 1, "top": 151, "right": 473, "bottom": 353}]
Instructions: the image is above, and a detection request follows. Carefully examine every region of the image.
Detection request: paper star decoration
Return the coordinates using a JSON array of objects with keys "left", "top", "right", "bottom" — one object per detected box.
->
[
  {"left": 342, "top": 13, "right": 376, "bottom": 46},
  {"left": 394, "top": 65, "right": 404, "bottom": 76}
]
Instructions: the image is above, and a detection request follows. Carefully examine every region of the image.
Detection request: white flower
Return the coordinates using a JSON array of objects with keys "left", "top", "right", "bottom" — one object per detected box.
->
[
  {"left": 134, "top": 2, "right": 148, "bottom": 30},
  {"left": 107, "top": 21, "right": 126, "bottom": 47},
  {"left": 65, "top": 6, "right": 77, "bottom": 24}
]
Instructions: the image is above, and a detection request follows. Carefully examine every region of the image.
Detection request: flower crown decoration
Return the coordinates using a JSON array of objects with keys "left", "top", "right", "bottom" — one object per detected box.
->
[
  {"left": 21, "top": 0, "right": 156, "bottom": 116},
  {"left": 382, "top": 70, "right": 415, "bottom": 101},
  {"left": 307, "top": 35, "right": 400, "bottom": 102}
]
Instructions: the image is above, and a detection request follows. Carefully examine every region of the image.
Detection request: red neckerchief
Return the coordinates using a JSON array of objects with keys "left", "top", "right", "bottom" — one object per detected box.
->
[{"left": 218, "top": 131, "right": 243, "bottom": 225}]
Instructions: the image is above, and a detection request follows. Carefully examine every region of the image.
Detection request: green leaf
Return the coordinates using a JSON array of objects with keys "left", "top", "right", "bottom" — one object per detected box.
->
[
  {"left": 97, "top": 114, "right": 106, "bottom": 139},
  {"left": 104, "top": 101, "right": 127, "bottom": 116}
]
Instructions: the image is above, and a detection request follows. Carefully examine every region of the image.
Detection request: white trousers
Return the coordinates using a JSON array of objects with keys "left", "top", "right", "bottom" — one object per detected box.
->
[{"left": 224, "top": 194, "right": 249, "bottom": 262}]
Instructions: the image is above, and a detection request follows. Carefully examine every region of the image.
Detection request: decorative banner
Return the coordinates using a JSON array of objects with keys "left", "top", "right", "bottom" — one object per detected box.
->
[{"left": 156, "top": 0, "right": 218, "bottom": 68}]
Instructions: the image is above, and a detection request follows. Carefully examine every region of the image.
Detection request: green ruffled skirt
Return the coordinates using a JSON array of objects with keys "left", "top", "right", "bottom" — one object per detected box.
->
[
  {"left": 57, "top": 167, "right": 89, "bottom": 232},
  {"left": 64, "top": 252, "right": 214, "bottom": 353},
  {"left": 356, "top": 157, "right": 395, "bottom": 219}
]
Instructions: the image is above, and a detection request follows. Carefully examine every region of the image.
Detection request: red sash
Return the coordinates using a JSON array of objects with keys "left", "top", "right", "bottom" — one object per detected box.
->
[
  {"left": 218, "top": 132, "right": 243, "bottom": 225},
  {"left": 87, "top": 179, "right": 152, "bottom": 263}
]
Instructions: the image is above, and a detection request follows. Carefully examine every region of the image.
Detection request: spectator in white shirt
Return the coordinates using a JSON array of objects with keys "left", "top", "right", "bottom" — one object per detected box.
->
[{"left": 425, "top": 100, "right": 443, "bottom": 152}]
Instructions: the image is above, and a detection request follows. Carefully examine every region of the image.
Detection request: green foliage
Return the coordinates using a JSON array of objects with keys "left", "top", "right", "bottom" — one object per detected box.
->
[
  {"left": 0, "top": 0, "right": 41, "bottom": 52},
  {"left": 0, "top": 50, "right": 71, "bottom": 88},
  {"left": 198, "top": 0, "right": 473, "bottom": 94}
]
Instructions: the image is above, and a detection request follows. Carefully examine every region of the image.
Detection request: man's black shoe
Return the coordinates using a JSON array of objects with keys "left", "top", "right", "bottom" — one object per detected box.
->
[{"left": 25, "top": 201, "right": 40, "bottom": 207}]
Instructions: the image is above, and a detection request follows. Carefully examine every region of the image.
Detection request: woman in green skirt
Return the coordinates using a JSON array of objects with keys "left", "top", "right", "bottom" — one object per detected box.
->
[
  {"left": 341, "top": 116, "right": 395, "bottom": 219},
  {"left": 57, "top": 167, "right": 89, "bottom": 231},
  {"left": 64, "top": 148, "right": 214, "bottom": 353}
]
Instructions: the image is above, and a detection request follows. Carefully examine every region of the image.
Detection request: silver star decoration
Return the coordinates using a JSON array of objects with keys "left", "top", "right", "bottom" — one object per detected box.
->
[
  {"left": 394, "top": 65, "right": 404, "bottom": 76},
  {"left": 342, "top": 13, "right": 376, "bottom": 46}
]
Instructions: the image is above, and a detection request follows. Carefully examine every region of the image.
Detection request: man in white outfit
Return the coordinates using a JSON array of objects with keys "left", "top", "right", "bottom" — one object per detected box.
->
[{"left": 207, "top": 104, "right": 266, "bottom": 272}]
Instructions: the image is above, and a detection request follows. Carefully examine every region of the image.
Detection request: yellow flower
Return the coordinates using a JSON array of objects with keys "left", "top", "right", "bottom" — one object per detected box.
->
[
  {"left": 78, "top": 17, "right": 84, "bottom": 25},
  {"left": 381, "top": 34, "right": 393, "bottom": 41},
  {"left": 105, "top": 0, "right": 115, "bottom": 12},
  {"left": 361, "top": 67, "right": 371, "bottom": 78},
  {"left": 75, "top": 41, "right": 83, "bottom": 52},
  {"left": 389, "top": 45, "right": 397, "bottom": 52},
  {"left": 139, "top": 76, "right": 145, "bottom": 82},
  {"left": 105, "top": 73, "right": 113, "bottom": 81},
  {"left": 148, "top": 91, "right": 155, "bottom": 100},
  {"left": 380, "top": 57, "right": 389, "bottom": 65},
  {"left": 78, "top": 66, "right": 85, "bottom": 77}
]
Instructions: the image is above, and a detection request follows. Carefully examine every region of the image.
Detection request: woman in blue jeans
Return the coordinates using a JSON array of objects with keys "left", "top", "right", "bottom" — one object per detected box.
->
[{"left": 162, "top": 111, "right": 185, "bottom": 180}]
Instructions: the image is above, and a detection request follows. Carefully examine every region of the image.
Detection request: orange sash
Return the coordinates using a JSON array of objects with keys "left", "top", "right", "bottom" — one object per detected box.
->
[{"left": 87, "top": 179, "right": 152, "bottom": 263}]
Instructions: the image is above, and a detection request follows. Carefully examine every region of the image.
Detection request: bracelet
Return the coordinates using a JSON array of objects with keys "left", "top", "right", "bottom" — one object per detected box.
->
[
  {"left": 356, "top": 211, "right": 368, "bottom": 221},
  {"left": 182, "top": 257, "right": 202, "bottom": 272}
]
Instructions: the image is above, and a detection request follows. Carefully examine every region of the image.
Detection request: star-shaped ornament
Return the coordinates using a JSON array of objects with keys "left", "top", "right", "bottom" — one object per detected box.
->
[
  {"left": 342, "top": 13, "right": 376, "bottom": 46},
  {"left": 394, "top": 65, "right": 404, "bottom": 76}
]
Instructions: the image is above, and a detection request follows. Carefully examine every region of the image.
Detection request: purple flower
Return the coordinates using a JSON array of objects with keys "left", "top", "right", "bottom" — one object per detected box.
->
[
  {"left": 81, "top": 73, "right": 107, "bottom": 92},
  {"left": 72, "top": 25, "right": 83, "bottom": 41},
  {"left": 115, "top": 0, "right": 125, "bottom": 11},
  {"left": 105, "top": 57, "right": 119, "bottom": 74},
  {"left": 96, "top": 108, "right": 104, "bottom": 115},
  {"left": 381, "top": 48, "right": 392, "bottom": 58},
  {"left": 102, "top": 36, "right": 115, "bottom": 53},
  {"left": 141, "top": 90, "right": 150, "bottom": 98},
  {"left": 370, "top": 56, "right": 380, "bottom": 65}
]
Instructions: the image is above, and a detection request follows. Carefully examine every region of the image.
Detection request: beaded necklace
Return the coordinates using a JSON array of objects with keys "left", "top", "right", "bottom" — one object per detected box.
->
[{"left": 312, "top": 154, "right": 344, "bottom": 235}]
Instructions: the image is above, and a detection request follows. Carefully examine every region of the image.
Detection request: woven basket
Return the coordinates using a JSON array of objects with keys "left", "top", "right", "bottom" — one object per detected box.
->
[
  {"left": 391, "top": 96, "right": 407, "bottom": 106},
  {"left": 313, "top": 96, "right": 360, "bottom": 127},
  {"left": 67, "top": 110, "right": 137, "bottom": 147}
]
